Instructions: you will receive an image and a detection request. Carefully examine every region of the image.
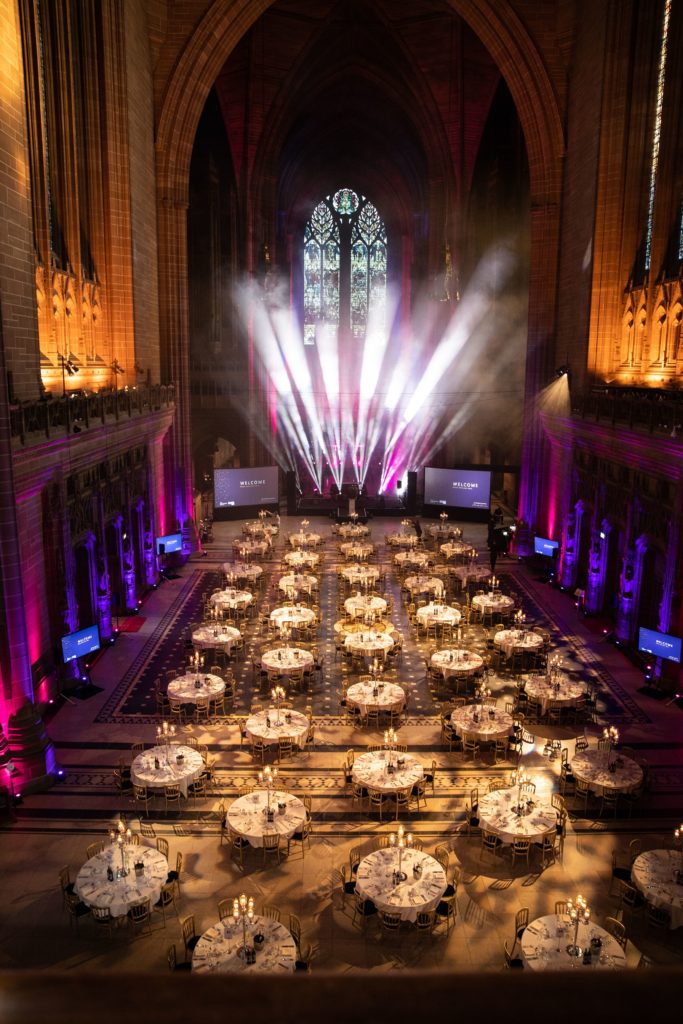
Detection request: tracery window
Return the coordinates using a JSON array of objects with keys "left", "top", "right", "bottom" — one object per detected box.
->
[{"left": 303, "top": 188, "right": 387, "bottom": 345}]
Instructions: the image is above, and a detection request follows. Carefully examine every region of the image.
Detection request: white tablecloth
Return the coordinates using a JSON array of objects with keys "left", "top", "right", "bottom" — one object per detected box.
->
[
  {"left": 243, "top": 521, "right": 278, "bottom": 538},
  {"left": 426, "top": 524, "right": 462, "bottom": 540},
  {"left": 571, "top": 749, "right": 643, "bottom": 795},
  {"left": 521, "top": 915, "right": 627, "bottom": 970},
  {"left": 404, "top": 575, "right": 445, "bottom": 598},
  {"left": 209, "top": 588, "right": 253, "bottom": 611},
  {"left": 355, "top": 848, "right": 446, "bottom": 923},
  {"left": 451, "top": 705, "right": 512, "bottom": 741},
  {"left": 227, "top": 789, "right": 306, "bottom": 848},
  {"left": 352, "top": 750, "right": 423, "bottom": 794},
  {"left": 472, "top": 592, "right": 515, "bottom": 614},
  {"left": 340, "top": 542, "right": 374, "bottom": 560},
  {"left": 345, "top": 630, "right": 394, "bottom": 657},
  {"left": 75, "top": 844, "right": 168, "bottom": 917},
  {"left": 245, "top": 708, "right": 310, "bottom": 746},
  {"left": 440, "top": 541, "right": 475, "bottom": 560},
  {"left": 192, "top": 915, "right": 297, "bottom": 974},
  {"left": 631, "top": 850, "right": 683, "bottom": 929},
  {"left": 394, "top": 550, "right": 430, "bottom": 568},
  {"left": 284, "top": 550, "right": 319, "bottom": 569},
  {"left": 270, "top": 606, "right": 316, "bottom": 629},
  {"left": 346, "top": 681, "right": 405, "bottom": 716},
  {"left": 288, "top": 532, "right": 321, "bottom": 548},
  {"left": 341, "top": 564, "right": 380, "bottom": 586},
  {"left": 450, "top": 565, "right": 492, "bottom": 586},
  {"left": 232, "top": 539, "right": 270, "bottom": 558},
  {"left": 334, "top": 619, "right": 394, "bottom": 636},
  {"left": 131, "top": 744, "right": 204, "bottom": 797},
  {"left": 478, "top": 787, "right": 557, "bottom": 843},
  {"left": 222, "top": 562, "right": 264, "bottom": 584},
  {"left": 386, "top": 532, "right": 418, "bottom": 548},
  {"left": 416, "top": 603, "right": 460, "bottom": 627},
  {"left": 524, "top": 674, "right": 584, "bottom": 714},
  {"left": 344, "top": 595, "right": 387, "bottom": 618},
  {"left": 261, "top": 647, "right": 313, "bottom": 675},
  {"left": 494, "top": 629, "right": 544, "bottom": 659},
  {"left": 278, "top": 573, "right": 317, "bottom": 597},
  {"left": 339, "top": 523, "right": 370, "bottom": 538},
  {"left": 192, "top": 625, "right": 241, "bottom": 654},
  {"left": 431, "top": 649, "right": 483, "bottom": 676},
  {"left": 168, "top": 673, "right": 225, "bottom": 702}
]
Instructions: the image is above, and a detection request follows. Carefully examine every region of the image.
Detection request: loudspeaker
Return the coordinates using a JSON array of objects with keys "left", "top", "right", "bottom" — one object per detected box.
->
[
  {"left": 405, "top": 471, "right": 417, "bottom": 514},
  {"left": 158, "top": 544, "right": 165, "bottom": 556},
  {"left": 286, "top": 471, "right": 297, "bottom": 515}
]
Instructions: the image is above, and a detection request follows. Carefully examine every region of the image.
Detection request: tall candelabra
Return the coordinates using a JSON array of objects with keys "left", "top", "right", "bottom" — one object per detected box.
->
[
  {"left": 109, "top": 819, "right": 132, "bottom": 876},
  {"left": 258, "top": 765, "right": 279, "bottom": 817},
  {"left": 674, "top": 823, "right": 683, "bottom": 875},
  {"left": 384, "top": 727, "right": 398, "bottom": 768},
  {"left": 271, "top": 685, "right": 286, "bottom": 724},
  {"left": 191, "top": 650, "right": 204, "bottom": 678},
  {"left": 389, "top": 824, "right": 414, "bottom": 881},
  {"left": 233, "top": 894, "right": 255, "bottom": 959},
  {"left": 602, "top": 725, "right": 619, "bottom": 767},
  {"left": 566, "top": 894, "right": 590, "bottom": 957},
  {"left": 156, "top": 721, "right": 176, "bottom": 757},
  {"left": 490, "top": 574, "right": 498, "bottom": 591},
  {"left": 510, "top": 767, "right": 531, "bottom": 814}
]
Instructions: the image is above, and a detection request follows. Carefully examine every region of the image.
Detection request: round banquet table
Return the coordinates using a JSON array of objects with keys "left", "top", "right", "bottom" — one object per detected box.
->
[
  {"left": 571, "top": 749, "right": 643, "bottom": 796},
  {"left": 344, "top": 595, "right": 387, "bottom": 618},
  {"left": 233, "top": 539, "right": 270, "bottom": 561},
  {"left": 520, "top": 914, "right": 627, "bottom": 970},
  {"left": 243, "top": 521, "right": 278, "bottom": 538},
  {"left": 393, "top": 550, "right": 430, "bottom": 569},
  {"left": 75, "top": 843, "right": 168, "bottom": 917},
  {"left": 192, "top": 915, "right": 297, "bottom": 974},
  {"left": 404, "top": 575, "right": 445, "bottom": 598},
  {"left": 131, "top": 744, "right": 204, "bottom": 798},
  {"left": 209, "top": 588, "right": 253, "bottom": 612},
  {"left": 472, "top": 592, "right": 515, "bottom": 615},
  {"left": 245, "top": 708, "right": 310, "bottom": 747},
  {"left": 288, "top": 531, "right": 321, "bottom": 548},
  {"left": 524, "top": 673, "right": 585, "bottom": 715},
  {"left": 192, "top": 624, "right": 241, "bottom": 654},
  {"left": 631, "top": 850, "right": 683, "bottom": 929},
  {"left": 340, "top": 541, "right": 374, "bottom": 560},
  {"left": 227, "top": 789, "right": 307, "bottom": 848},
  {"left": 261, "top": 646, "right": 313, "bottom": 676},
  {"left": 386, "top": 532, "right": 418, "bottom": 548},
  {"left": 270, "top": 605, "right": 316, "bottom": 630},
  {"left": 431, "top": 649, "right": 483, "bottom": 677},
  {"left": 450, "top": 564, "right": 492, "bottom": 587},
  {"left": 478, "top": 787, "right": 557, "bottom": 844},
  {"left": 168, "top": 672, "right": 225, "bottom": 702},
  {"left": 494, "top": 628, "right": 544, "bottom": 660},
  {"left": 355, "top": 848, "right": 446, "bottom": 923},
  {"left": 222, "top": 562, "right": 264, "bottom": 585},
  {"left": 341, "top": 564, "right": 380, "bottom": 587},
  {"left": 416, "top": 603, "right": 461, "bottom": 627},
  {"left": 278, "top": 573, "right": 317, "bottom": 597},
  {"left": 346, "top": 680, "right": 406, "bottom": 717},
  {"left": 440, "top": 541, "right": 476, "bottom": 560},
  {"left": 427, "top": 523, "right": 462, "bottom": 540},
  {"left": 283, "top": 550, "right": 319, "bottom": 569},
  {"left": 451, "top": 704, "right": 512, "bottom": 742},
  {"left": 352, "top": 749, "right": 423, "bottom": 795},
  {"left": 339, "top": 523, "right": 370, "bottom": 538},
  {"left": 345, "top": 630, "right": 394, "bottom": 658},
  {"left": 334, "top": 619, "right": 394, "bottom": 636}
]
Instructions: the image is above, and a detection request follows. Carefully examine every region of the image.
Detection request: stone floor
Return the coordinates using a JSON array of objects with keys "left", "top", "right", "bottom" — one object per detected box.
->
[{"left": 1, "top": 515, "right": 682, "bottom": 975}]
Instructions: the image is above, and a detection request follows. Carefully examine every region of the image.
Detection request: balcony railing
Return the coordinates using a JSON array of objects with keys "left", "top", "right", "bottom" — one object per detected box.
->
[
  {"left": 571, "top": 387, "right": 683, "bottom": 436},
  {"left": 9, "top": 384, "right": 175, "bottom": 445}
]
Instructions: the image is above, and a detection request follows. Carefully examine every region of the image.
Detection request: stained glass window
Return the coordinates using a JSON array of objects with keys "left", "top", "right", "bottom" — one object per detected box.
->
[
  {"left": 303, "top": 188, "right": 387, "bottom": 345},
  {"left": 644, "top": 0, "right": 671, "bottom": 273}
]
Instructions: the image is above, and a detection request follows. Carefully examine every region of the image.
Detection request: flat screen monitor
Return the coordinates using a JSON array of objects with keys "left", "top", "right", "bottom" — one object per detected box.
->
[
  {"left": 534, "top": 536, "right": 559, "bottom": 557},
  {"left": 424, "top": 466, "right": 491, "bottom": 511},
  {"left": 214, "top": 466, "right": 279, "bottom": 508},
  {"left": 61, "top": 624, "right": 101, "bottom": 663},
  {"left": 637, "top": 627, "right": 682, "bottom": 664},
  {"left": 156, "top": 533, "right": 183, "bottom": 555}
]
